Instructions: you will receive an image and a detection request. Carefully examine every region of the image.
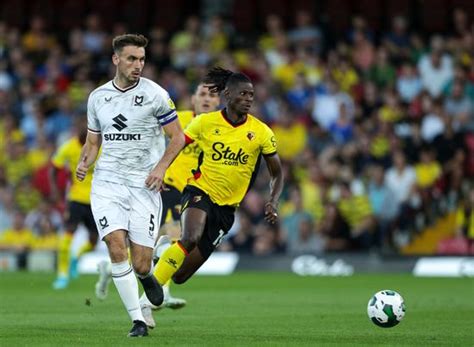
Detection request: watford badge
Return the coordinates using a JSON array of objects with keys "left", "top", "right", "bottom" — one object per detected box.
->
[{"left": 247, "top": 131, "right": 255, "bottom": 141}]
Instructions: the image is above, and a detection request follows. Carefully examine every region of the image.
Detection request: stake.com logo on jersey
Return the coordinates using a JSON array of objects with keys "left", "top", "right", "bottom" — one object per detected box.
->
[{"left": 211, "top": 142, "right": 249, "bottom": 166}]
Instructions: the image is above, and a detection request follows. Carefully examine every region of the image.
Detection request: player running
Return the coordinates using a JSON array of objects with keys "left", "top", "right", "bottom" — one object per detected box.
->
[
  {"left": 77, "top": 34, "right": 185, "bottom": 337},
  {"left": 95, "top": 83, "right": 221, "bottom": 328},
  {"left": 152, "top": 66, "right": 283, "bottom": 318},
  {"left": 50, "top": 122, "right": 98, "bottom": 290}
]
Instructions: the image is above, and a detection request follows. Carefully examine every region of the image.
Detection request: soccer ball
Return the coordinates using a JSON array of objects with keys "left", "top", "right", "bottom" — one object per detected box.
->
[{"left": 367, "top": 290, "right": 406, "bottom": 328}]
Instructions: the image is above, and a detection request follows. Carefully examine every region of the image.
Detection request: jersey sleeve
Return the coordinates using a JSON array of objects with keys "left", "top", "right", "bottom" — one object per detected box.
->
[
  {"left": 261, "top": 124, "right": 277, "bottom": 156},
  {"left": 183, "top": 115, "right": 202, "bottom": 142},
  {"left": 87, "top": 94, "right": 101, "bottom": 134},
  {"left": 155, "top": 90, "right": 177, "bottom": 126},
  {"left": 51, "top": 141, "right": 70, "bottom": 169}
]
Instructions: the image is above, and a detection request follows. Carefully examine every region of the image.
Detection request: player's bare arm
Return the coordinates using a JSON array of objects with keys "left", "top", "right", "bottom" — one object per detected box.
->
[
  {"left": 76, "top": 132, "right": 101, "bottom": 181},
  {"left": 263, "top": 153, "right": 284, "bottom": 224},
  {"left": 145, "top": 119, "right": 185, "bottom": 192}
]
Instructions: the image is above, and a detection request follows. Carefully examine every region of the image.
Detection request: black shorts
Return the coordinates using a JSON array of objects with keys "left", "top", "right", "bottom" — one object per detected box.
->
[
  {"left": 160, "top": 185, "right": 182, "bottom": 226},
  {"left": 65, "top": 201, "right": 98, "bottom": 234},
  {"left": 181, "top": 186, "right": 235, "bottom": 258}
]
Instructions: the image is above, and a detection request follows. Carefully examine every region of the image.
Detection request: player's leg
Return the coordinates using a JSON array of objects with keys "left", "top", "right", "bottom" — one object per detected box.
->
[
  {"left": 91, "top": 181, "right": 147, "bottom": 337},
  {"left": 126, "top": 185, "right": 165, "bottom": 329},
  {"left": 154, "top": 186, "right": 187, "bottom": 308},
  {"left": 95, "top": 259, "right": 112, "bottom": 300},
  {"left": 70, "top": 204, "right": 99, "bottom": 279},
  {"left": 159, "top": 185, "right": 176, "bottom": 227},
  {"left": 129, "top": 241, "right": 163, "bottom": 329},
  {"left": 172, "top": 246, "right": 208, "bottom": 284},
  {"left": 129, "top": 241, "right": 163, "bottom": 308},
  {"left": 104, "top": 230, "right": 148, "bottom": 337},
  {"left": 139, "top": 230, "right": 186, "bottom": 311},
  {"left": 77, "top": 216, "right": 98, "bottom": 257},
  {"left": 173, "top": 204, "right": 234, "bottom": 284},
  {"left": 52, "top": 202, "right": 79, "bottom": 289},
  {"left": 153, "top": 206, "right": 206, "bottom": 286}
]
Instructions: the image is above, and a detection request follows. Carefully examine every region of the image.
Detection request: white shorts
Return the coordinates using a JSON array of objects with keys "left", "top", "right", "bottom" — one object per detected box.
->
[{"left": 90, "top": 180, "right": 162, "bottom": 248}]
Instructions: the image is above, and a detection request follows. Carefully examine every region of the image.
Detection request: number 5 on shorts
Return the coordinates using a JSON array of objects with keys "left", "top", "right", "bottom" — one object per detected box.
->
[{"left": 149, "top": 214, "right": 155, "bottom": 237}]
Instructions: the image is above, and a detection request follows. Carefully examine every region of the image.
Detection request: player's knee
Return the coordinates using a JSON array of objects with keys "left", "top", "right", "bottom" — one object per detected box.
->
[
  {"left": 133, "top": 263, "right": 151, "bottom": 277},
  {"left": 180, "top": 231, "right": 201, "bottom": 251},
  {"left": 179, "top": 238, "right": 197, "bottom": 251},
  {"left": 172, "top": 272, "right": 189, "bottom": 285},
  {"left": 108, "top": 247, "right": 128, "bottom": 263}
]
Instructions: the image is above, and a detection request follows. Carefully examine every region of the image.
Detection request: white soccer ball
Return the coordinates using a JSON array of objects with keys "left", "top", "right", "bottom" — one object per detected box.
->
[{"left": 367, "top": 290, "right": 406, "bottom": 328}]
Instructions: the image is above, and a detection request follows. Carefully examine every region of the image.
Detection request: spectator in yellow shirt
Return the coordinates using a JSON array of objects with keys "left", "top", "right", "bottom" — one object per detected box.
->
[
  {"left": 415, "top": 148, "right": 442, "bottom": 189},
  {"left": 271, "top": 101, "right": 307, "bottom": 161},
  {"left": 415, "top": 147, "right": 443, "bottom": 223},
  {"left": 4, "top": 140, "right": 33, "bottom": 187},
  {"left": 337, "top": 181, "right": 376, "bottom": 250},
  {"left": 0, "top": 210, "right": 36, "bottom": 252},
  {"left": 32, "top": 216, "right": 60, "bottom": 251}
]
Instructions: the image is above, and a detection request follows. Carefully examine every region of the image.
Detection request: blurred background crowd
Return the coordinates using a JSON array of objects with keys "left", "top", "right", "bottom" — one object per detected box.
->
[{"left": 0, "top": 0, "right": 472, "bottom": 257}]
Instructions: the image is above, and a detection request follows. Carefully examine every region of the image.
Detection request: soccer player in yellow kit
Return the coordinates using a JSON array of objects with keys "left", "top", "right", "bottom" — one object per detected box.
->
[
  {"left": 152, "top": 66, "right": 283, "bottom": 310},
  {"left": 139, "top": 83, "right": 220, "bottom": 318},
  {"left": 50, "top": 125, "right": 98, "bottom": 289},
  {"left": 161, "top": 83, "right": 221, "bottom": 227}
]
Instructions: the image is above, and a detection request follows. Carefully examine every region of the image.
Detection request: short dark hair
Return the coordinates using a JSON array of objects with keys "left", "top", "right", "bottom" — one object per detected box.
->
[
  {"left": 112, "top": 34, "right": 148, "bottom": 53},
  {"left": 204, "top": 67, "right": 251, "bottom": 94}
]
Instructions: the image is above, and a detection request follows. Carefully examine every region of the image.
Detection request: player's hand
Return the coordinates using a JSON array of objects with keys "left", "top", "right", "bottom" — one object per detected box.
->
[
  {"left": 145, "top": 165, "right": 167, "bottom": 192},
  {"left": 264, "top": 201, "right": 279, "bottom": 224},
  {"left": 76, "top": 156, "right": 89, "bottom": 182}
]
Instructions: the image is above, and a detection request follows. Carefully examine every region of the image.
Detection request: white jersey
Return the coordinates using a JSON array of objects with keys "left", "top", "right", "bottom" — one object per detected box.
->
[{"left": 87, "top": 77, "right": 177, "bottom": 187}]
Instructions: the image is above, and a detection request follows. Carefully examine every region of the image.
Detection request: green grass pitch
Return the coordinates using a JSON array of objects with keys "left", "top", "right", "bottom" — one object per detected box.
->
[{"left": 0, "top": 272, "right": 473, "bottom": 346}]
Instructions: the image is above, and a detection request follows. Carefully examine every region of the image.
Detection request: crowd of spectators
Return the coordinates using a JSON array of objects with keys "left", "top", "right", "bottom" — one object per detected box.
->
[{"left": 0, "top": 8, "right": 472, "bottom": 257}]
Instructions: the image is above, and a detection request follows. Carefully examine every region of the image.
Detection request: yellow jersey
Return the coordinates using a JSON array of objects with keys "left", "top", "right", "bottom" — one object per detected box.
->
[
  {"left": 272, "top": 122, "right": 307, "bottom": 160},
  {"left": 415, "top": 162, "right": 441, "bottom": 188},
  {"left": 184, "top": 110, "right": 277, "bottom": 207},
  {"left": 338, "top": 195, "right": 373, "bottom": 228},
  {"left": 52, "top": 137, "right": 94, "bottom": 204},
  {"left": 164, "top": 110, "right": 201, "bottom": 192}
]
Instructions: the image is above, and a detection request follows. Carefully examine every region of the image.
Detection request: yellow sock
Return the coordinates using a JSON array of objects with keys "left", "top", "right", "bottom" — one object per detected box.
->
[
  {"left": 76, "top": 241, "right": 94, "bottom": 258},
  {"left": 154, "top": 242, "right": 187, "bottom": 285},
  {"left": 57, "top": 233, "right": 73, "bottom": 277}
]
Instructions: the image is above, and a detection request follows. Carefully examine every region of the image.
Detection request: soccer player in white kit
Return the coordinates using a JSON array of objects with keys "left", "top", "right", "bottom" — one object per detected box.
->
[{"left": 76, "top": 34, "right": 185, "bottom": 337}]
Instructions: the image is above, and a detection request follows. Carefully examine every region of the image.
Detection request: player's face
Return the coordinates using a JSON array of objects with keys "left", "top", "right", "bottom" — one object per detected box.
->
[
  {"left": 227, "top": 82, "right": 254, "bottom": 115},
  {"left": 113, "top": 45, "right": 145, "bottom": 84},
  {"left": 191, "top": 84, "right": 220, "bottom": 114}
]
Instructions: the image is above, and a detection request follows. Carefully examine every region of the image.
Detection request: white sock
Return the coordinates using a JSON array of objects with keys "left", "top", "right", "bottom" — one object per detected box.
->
[
  {"left": 163, "top": 283, "right": 170, "bottom": 299},
  {"left": 139, "top": 292, "right": 153, "bottom": 308},
  {"left": 111, "top": 260, "right": 145, "bottom": 323}
]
